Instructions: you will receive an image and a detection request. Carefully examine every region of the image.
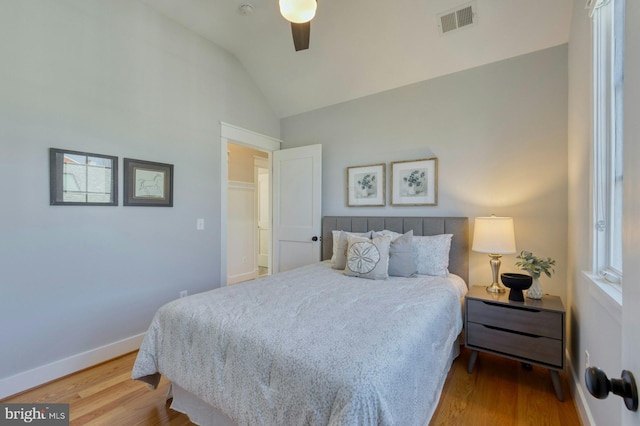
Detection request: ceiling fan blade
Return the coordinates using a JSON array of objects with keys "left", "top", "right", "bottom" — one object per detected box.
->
[{"left": 291, "top": 21, "right": 310, "bottom": 51}]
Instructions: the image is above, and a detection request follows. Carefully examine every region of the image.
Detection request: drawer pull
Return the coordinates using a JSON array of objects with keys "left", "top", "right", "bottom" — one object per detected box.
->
[
  {"left": 482, "top": 301, "right": 541, "bottom": 313},
  {"left": 482, "top": 324, "right": 541, "bottom": 339}
]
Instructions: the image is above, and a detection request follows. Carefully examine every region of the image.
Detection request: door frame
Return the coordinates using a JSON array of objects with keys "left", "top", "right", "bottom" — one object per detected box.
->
[
  {"left": 220, "top": 122, "right": 281, "bottom": 286},
  {"left": 622, "top": 1, "right": 640, "bottom": 423}
]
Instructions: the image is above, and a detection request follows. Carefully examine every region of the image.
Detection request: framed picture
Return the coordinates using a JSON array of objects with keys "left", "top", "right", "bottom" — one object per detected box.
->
[
  {"left": 123, "top": 158, "right": 174, "bottom": 207},
  {"left": 390, "top": 157, "right": 438, "bottom": 206},
  {"left": 347, "top": 163, "right": 385, "bottom": 207},
  {"left": 49, "top": 148, "right": 118, "bottom": 206}
]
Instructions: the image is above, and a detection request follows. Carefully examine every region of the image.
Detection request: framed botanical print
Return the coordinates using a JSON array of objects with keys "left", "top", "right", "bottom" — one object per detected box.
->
[
  {"left": 390, "top": 158, "right": 438, "bottom": 206},
  {"left": 347, "top": 163, "right": 385, "bottom": 207}
]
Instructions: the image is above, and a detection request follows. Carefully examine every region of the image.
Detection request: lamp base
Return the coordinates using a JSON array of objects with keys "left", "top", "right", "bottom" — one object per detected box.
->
[
  {"left": 485, "top": 253, "right": 506, "bottom": 293},
  {"left": 486, "top": 282, "right": 506, "bottom": 293}
]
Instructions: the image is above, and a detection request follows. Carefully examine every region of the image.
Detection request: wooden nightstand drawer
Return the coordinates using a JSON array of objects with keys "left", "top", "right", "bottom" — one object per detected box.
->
[
  {"left": 466, "top": 322, "right": 563, "bottom": 368},
  {"left": 467, "top": 299, "right": 563, "bottom": 340}
]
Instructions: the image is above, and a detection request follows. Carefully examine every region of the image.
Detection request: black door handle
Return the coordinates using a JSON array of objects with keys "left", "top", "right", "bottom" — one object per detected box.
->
[
  {"left": 585, "top": 366, "right": 638, "bottom": 411},
  {"left": 311, "top": 236, "right": 319, "bottom": 242}
]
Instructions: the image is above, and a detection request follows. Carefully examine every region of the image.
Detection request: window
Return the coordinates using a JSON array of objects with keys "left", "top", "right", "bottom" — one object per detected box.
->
[
  {"left": 592, "top": 0, "right": 624, "bottom": 286},
  {"left": 49, "top": 148, "right": 118, "bottom": 206}
]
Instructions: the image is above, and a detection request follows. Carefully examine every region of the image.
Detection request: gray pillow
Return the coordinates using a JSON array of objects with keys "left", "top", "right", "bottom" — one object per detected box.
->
[
  {"left": 344, "top": 234, "right": 392, "bottom": 280},
  {"left": 388, "top": 230, "right": 416, "bottom": 277}
]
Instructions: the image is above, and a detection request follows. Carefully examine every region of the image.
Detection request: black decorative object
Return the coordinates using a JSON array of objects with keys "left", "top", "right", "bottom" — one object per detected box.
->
[
  {"left": 585, "top": 366, "right": 638, "bottom": 412},
  {"left": 500, "top": 273, "right": 533, "bottom": 302}
]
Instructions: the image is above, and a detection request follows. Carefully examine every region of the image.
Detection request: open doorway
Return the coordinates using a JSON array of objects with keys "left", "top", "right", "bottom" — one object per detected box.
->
[
  {"left": 227, "top": 143, "right": 269, "bottom": 285},
  {"left": 255, "top": 157, "right": 269, "bottom": 277},
  {"left": 219, "top": 122, "right": 282, "bottom": 287}
]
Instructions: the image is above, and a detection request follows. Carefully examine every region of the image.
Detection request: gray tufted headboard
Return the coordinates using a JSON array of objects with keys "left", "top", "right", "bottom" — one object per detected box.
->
[{"left": 321, "top": 216, "right": 469, "bottom": 284}]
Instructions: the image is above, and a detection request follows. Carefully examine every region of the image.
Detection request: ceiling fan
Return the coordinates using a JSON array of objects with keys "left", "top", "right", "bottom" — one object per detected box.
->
[{"left": 279, "top": 0, "right": 317, "bottom": 51}]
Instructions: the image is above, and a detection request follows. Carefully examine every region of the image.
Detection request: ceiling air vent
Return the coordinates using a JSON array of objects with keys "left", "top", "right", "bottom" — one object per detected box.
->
[{"left": 437, "top": 1, "right": 477, "bottom": 35}]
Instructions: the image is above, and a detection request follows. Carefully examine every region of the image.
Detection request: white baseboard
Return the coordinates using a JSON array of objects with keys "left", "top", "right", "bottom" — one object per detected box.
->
[
  {"left": 566, "top": 351, "right": 596, "bottom": 426},
  {"left": 227, "top": 271, "right": 257, "bottom": 285},
  {"left": 0, "top": 333, "right": 145, "bottom": 399}
]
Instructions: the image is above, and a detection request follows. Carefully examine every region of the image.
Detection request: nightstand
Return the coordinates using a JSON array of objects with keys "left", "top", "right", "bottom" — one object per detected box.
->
[{"left": 465, "top": 285, "right": 566, "bottom": 401}]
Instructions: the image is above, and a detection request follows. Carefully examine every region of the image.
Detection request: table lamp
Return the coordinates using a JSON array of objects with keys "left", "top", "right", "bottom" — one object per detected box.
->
[{"left": 472, "top": 215, "right": 516, "bottom": 293}]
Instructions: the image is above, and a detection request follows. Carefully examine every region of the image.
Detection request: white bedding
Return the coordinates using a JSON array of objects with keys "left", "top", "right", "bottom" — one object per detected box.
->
[{"left": 132, "top": 261, "right": 467, "bottom": 426}]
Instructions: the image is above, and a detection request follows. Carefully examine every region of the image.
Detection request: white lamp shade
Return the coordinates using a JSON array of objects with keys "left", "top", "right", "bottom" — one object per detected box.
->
[
  {"left": 279, "top": 0, "right": 317, "bottom": 23},
  {"left": 472, "top": 216, "right": 516, "bottom": 254}
]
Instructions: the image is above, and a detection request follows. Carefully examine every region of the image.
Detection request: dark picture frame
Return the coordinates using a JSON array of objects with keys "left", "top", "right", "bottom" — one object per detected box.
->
[
  {"left": 346, "top": 163, "right": 385, "bottom": 207},
  {"left": 49, "top": 148, "right": 118, "bottom": 206},
  {"left": 123, "top": 158, "right": 174, "bottom": 207},
  {"left": 390, "top": 157, "right": 438, "bottom": 206}
]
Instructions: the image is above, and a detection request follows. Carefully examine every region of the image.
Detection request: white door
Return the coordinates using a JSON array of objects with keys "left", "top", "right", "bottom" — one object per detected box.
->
[
  {"left": 272, "top": 144, "right": 322, "bottom": 273},
  {"left": 622, "top": 1, "right": 640, "bottom": 423}
]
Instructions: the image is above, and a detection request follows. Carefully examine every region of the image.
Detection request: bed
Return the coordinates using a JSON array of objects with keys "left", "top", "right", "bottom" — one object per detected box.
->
[{"left": 132, "top": 216, "right": 469, "bottom": 426}]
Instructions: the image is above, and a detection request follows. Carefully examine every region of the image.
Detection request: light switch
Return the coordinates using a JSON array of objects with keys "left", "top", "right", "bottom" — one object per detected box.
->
[{"left": 196, "top": 218, "right": 205, "bottom": 230}]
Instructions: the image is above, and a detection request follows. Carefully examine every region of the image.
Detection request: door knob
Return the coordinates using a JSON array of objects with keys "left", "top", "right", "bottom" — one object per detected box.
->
[
  {"left": 311, "top": 236, "right": 319, "bottom": 242},
  {"left": 585, "top": 366, "right": 638, "bottom": 411}
]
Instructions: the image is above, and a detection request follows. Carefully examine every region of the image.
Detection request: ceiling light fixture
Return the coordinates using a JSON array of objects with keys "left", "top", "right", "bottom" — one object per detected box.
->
[{"left": 279, "top": 0, "right": 316, "bottom": 24}]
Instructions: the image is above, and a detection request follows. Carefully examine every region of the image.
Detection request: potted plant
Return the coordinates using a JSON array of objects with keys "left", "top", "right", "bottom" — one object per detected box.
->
[
  {"left": 515, "top": 250, "right": 556, "bottom": 299},
  {"left": 402, "top": 170, "right": 426, "bottom": 195},
  {"left": 357, "top": 174, "right": 376, "bottom": 197}
]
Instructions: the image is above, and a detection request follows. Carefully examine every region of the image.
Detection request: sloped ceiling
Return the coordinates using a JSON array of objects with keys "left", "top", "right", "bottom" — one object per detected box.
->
[{"left": 141, "top": 0, "right": 573, "bottom": 118}]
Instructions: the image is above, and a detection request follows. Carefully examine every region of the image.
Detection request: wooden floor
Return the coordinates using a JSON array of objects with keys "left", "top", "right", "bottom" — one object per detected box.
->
[
  {"left": 431, "top": 348, "right": 581, "bottom": 426},
  {"left": 3, "top": 348, "right": 581, "bottom": 425}
]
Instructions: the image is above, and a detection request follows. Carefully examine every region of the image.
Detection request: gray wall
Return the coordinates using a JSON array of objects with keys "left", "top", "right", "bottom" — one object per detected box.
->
[
  {"left": 0, "top": 0, "right": 279, "bottom": 382},
  {"left": 282, "top": 45, "right": 569, "bottom": 300}
]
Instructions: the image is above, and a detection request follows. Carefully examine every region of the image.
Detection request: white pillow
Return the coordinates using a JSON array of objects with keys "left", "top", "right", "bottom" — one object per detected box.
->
[
  {"left": 344, "top": 234, "right": 392, "bottom": 280},
  {"left": 331, "top": 230, "right": 372, "bottom": 269},
  {"left": 412, "top": 234, "right": 453, "bottom": 277},
  {"left": 375, "top": 229, "right": 402, "bottom": 239}
]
